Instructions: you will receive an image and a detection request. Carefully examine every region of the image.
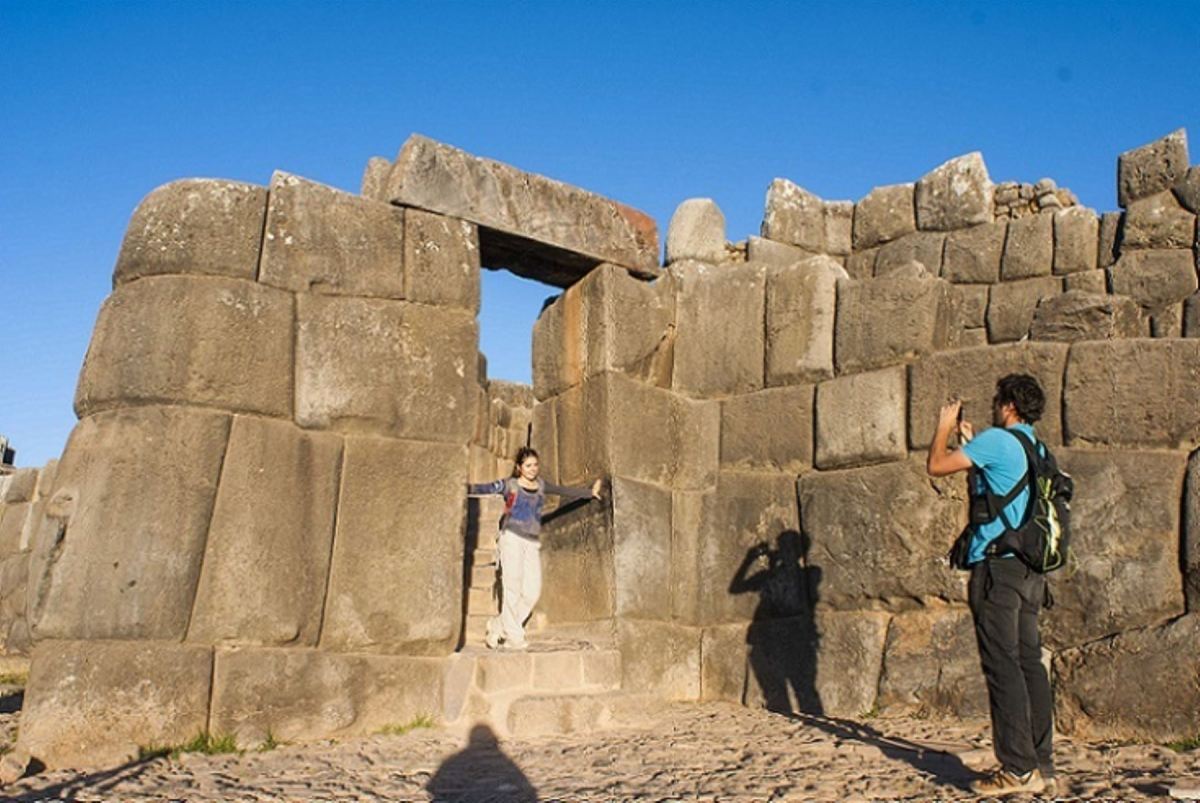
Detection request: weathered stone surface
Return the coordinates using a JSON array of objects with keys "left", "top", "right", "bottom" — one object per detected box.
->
[
  {"left": 908, "top": 342, "right": 1068, "bottom": 448},
  {"left": 844, "top": 247, "right": 878, "bottom": 281},
  {"left": 19, "top": 639, "right": 213, "bottom": 769},
  {"left": 1188, "top": 292, "right": 1200, "bottom": 339},
  {"left": 1053, "top": 207, "right": 1100, "bottom": 274},
  {"left": 1000, "top": 212, "right": 1053, "bottom": 280},
  {"left": 673, "top": 472, "right": 801, "bottom": 626},
  {"left": 986, "top": 276, "right": 1061, "bottom": 343},
  {"left": 1109, "top": 249, "right": 1198, "bottom": 314},
  {"left": 1151, "top": 304, "right": 1184, "bottom": 338},
  {"left": 210, "top": 647, "right": 445, "bottom": 745},
  {"left": 1117, "top": 128, "right": 1189, "bottom": 207},
  {"left": 259, "top": 172, "right": 406, "bottom": 298},
  {"left": 556, "top": 372, "right": 718, "bottom": 491},
  {"left": 744, "top": 611, "right": 889, "bottom": 718},
  {"left": 1029, "top": 290, "right": 1142, "bottom": 343},
  {"left": 1064, "top": 339, "right": 1200, "bottom": 448},
  {"left": 611, "top": 477, "right": 674, "bottom": 619},
  {"left": 403, "top": 209, "right": 480, "bottom": 311},
  {"left": 671, "top": 260, "right": 764, "bottom": 397},
  {"left": 799, "top": 458, "right": 967, "bottom": 609},
  {"left": 958, "top": 285, "right": 989, "bottom": 328},
  {"left": 915, "top": 152, "right": 993, "bottom": 231},
  {"left": 1055, "top": 613, "right": 1200, "bottom": 741},
  {"left": 700, "top": 623, "right": 748, "bottom": 703},
  {"left": 1186, "top": 451, "right": 1200, "bottom": 611},
  {"left": 296, "top": 295, "right": 477, "bottom": 442},
  {"left": 667, "top": 198, "right": 726, "bottom": 264},
  {"left": 618, "top": 619, "right": 700, "bottom": 701},
  {"left": 761, "top": 180, "right": 824, "bottom": 252},
  {"left": 386, "top": 135, "right": 658, "bottom": 284},
  {"left": 1064, "top": 268, "right": 1108, "bottom": 294},
  {"left": 0, "top": 502, "right": 29, "bottom": 556},
  {"left": 537, "top": 487, "right": 613, "bottom": 624},
  {"left": 29, "top": 407, "right": 229, "bottom": 640},
  {"left": 1043, "top": 449, "right": 1186, "bottom": 648},
  {"left": 1121, "top": 191, "right": 1196, "bottom": 250},
  {"left": 75, "top": 276, "right": 293, "bottom": 419},
  {"left": 721, "top": 386, "right": 814, "bottom": 474},
  {"left": 878, "top": 608, "right": 986, "bottom": 717},
  {"left": 823, "top": 201, "right": 854, "bottom": 256},
  {"left": 188, "top": 417, "right": 342, "bottom": 647},
  {"left": 853, "top": 183, "right": 916, "bottom": 250},
  {"left": 1, "top": 468, "right": 36, "bottom": 504},
  {"left": 113, "top": 179, "right": 267, "bottom": 285},
  {"left": 320, "top": 436, "right": 467, "bottom": 654},
  {"left": 765, "top": 256, "right": 841, "bottom": 385},
  {"left": 942, "top": 221, "right": 1006, "bottom": 283},
  {"left": 815, "top": 367, "right": 906, "bottom": 470},
  {"left": 874, "top": 231, "right": 945, "bottom": 277},
  {"left": 960, "top": 328, "right": 988, "bottom": 347},
  {"left": 360, "top": 156, "right": 391, "bottom": 201},
  {"left": 530, "top": 398, "right": 558, "bottom": 484},
  {"left": 532, "top": 264, "right": 674, "bottom": 400},
  {"left": 835, "top": 274, "right": 961, "bottom": 374},
  {"left": 1098, "top": 211, "right": 1122, "bottom": 269},
  {"left": 1174, "top": 165, "right": 1200, "bottom": 213},
  {"left": 746, "top": 235, "right": 818, "bottom": 267}
]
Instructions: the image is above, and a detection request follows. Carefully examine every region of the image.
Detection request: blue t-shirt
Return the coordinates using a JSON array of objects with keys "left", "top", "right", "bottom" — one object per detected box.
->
[{"left": 961, "top": 423, "right": 1037, "bottom": 565}]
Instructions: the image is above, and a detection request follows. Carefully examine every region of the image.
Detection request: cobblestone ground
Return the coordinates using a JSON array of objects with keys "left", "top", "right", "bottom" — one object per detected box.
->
[{"left": 3, "top": 700, "right": 1199, "bottom": 801}]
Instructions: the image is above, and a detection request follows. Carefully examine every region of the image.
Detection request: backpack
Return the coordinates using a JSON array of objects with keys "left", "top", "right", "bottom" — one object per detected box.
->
[{"left": 976, "top": 429, "right": 1074, "bottom": 573}]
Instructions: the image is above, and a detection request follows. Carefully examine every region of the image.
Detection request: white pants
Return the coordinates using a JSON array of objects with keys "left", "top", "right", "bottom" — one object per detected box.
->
[{"left": 491, "top": 529, "right": 542, "bottom": 646}]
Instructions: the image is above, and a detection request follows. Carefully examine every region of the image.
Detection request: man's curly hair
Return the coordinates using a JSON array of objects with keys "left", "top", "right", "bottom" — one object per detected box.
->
[{"left": 995, "top": 373, "right": 1045, "bottom": 423}]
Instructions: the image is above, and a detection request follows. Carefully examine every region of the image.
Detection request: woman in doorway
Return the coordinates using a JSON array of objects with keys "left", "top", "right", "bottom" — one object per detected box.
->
[{"left": 468, "top": 447, "right": 602, "bottom": 650}]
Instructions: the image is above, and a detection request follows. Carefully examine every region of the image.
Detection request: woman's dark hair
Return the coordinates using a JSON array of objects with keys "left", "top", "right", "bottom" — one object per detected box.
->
[
  {"left": 995, "top": 373, "right": 1045, "bottom": 423},
  {"left": 512, "top": 447, "right": 540, "bottom": 476}
]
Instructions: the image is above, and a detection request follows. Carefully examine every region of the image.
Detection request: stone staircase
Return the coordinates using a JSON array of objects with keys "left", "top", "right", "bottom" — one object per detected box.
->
[{"left": 451, "top": 497, "right": 657, "bottom": 737}]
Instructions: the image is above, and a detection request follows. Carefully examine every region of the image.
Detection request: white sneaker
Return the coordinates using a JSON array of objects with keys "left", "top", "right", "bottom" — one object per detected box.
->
[{"left": 484, "top": 619, "right": 502, "bottom": 650}]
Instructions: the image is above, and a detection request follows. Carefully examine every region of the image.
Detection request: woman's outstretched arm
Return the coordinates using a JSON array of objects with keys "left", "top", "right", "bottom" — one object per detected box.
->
[
  {"left": 467, "top": 479, "right": 508, "bottom": 496},
  {"left": 543, "top": 478, "right": 603, "bottom": 500}
]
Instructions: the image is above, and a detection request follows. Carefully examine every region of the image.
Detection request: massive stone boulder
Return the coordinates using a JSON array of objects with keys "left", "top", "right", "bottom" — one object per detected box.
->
[
  {"left": 853, "top": 183, "right": 916, "bottom": 250},
  {"left": 666, "top": 198, "right": 727, "bottom": 264},
  {"left": 1029, "top": 290, "right": 1141, "bottom": 342},
  {"left": 1117, "top": 128, "right": 1189, "bottom": 207},
  {"left": 834, "top": 273, "right": 961, "bottom": 374},
  {"left": 914, "top": 152, "right": 993, "bottom": 231},
  {"left": 670, "top": 261, "right": 765, "bottom": 397},
  {"left": 764, "top": 256, "right": 840, "bottom": 385}
]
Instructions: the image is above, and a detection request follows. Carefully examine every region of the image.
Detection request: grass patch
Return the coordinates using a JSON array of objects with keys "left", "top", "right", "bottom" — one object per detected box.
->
[
  {"left": 0, "top": 672, "right": 28, "bottom": 686},
  {"left": 139, "top": 731, "right": 242, "bottom": 760},
  {"left": 1167, "top": 735, "right": 1200, "bottom": 752},
  {"left": 257, "top": 730, "right": 282, "bottom": 752},
  {"left": 377, "top": 713, "right": 436, "bottom": 736}
]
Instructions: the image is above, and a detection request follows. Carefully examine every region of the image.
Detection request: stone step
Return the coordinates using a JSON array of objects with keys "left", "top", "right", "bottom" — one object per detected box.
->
[
  {"left": 472, "top": 547, "right": 497, "bottom": 567},
  {"left": 471, "top": 562, "right": 497, "bottom": 588},
  {"left": 506, "top": 691, "right": 665, "bottom": 738},
  {"left": 467, "top": 585, "right": 499, "bottom": 614},
  {"left": 463, "top": 614, "right": 491, "bottom": 643},
  {"left": 472, "top": 646, "right": 622, "bottom": 695},
  {"left": 474, "top": 527, "right": 498, "bottom": 551}
]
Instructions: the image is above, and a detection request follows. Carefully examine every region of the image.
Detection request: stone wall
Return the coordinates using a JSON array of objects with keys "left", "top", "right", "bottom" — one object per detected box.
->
[
  {"left": 469, "top": 374, "right": 534, "bottom": 483},
  {"left": 533, "top": 128, "right": 1200, "bottom": 741}
]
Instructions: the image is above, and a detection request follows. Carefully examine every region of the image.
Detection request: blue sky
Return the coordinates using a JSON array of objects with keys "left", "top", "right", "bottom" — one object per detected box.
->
[{"left": 2, "top": 1, "right": 1198, "bottom": 467}]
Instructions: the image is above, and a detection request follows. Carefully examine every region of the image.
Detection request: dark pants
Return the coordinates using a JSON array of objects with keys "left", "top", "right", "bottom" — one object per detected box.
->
[{"left": 968, "top": 557, "right": 1054, "bottom": 775}]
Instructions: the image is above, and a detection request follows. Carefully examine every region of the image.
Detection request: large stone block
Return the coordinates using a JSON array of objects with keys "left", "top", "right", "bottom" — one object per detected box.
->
[
  {"left": 1121, "top": 191, "right": 1196, "bottom": 250},
  {"left": 815, "top": 367, "right": 906, "bottom": 469},
  {"left": 403, "top": 209, "right": 481, "bottom": 311},
  {"left": 19, "top": 640, "right": 213, "bottom": 769},
  {"left": 746, "top": 235, "right": 819, "bottom": 268},
  {"left": 1055, "top": 614, "right": 1200, "bottom": 742},
  {"left": 1, "top": 468, "right": 37, "bottom": 504},
  {"left": 1186, "top": 451, "right": 1200, "bottom": 611},
  {"left": 700, "top": 623, "right": 748, "bottom": 703},
  {"left": 1044, "top": 449, "right": 1186, "bottom": 648},
  {"left": 556, "top": 372, "right": 718, "bottom": 491},
  {"left": 942, "top": 221, "right": 1006, "bottom": 284},
  {"left": 908, "top": 341, "right": 1068, "bottom": 448},
  {"left": 1063, "top": 269, "right": 1108, "bottom": 294},
  {"left": 187, "top": 417, "right": 342, "bottom": 646},
  {"left": 761, "top": 179, "right": 824, "bottom": 252},
  {"left": 853, "top": 183, "right": 916, "bottom": 250},
  {"left": 958, "top": 284, "right": 989, "bottom": 328},
  {"left": 667, "top": 198, "right": 726, "bottom": 264},
  {"left": 1117, "top": 128, "right": 1189, "bottom": 207},
  {"left": 824, "top": 201, "right": 854, "bottom": 256},
  {"left": 296, "top": 294, "right": 477, "bottom": 442},
  {"left": 319, "top": 436, "right": 467, "bottom": 655},
  {"left": 612, "top": 477, "right": 674, "bottom": 619},
  {"left": 75, "top": 276, "right": 293, "bottom": 419},
  {"left": 915, "top": 152, "right": 993, "bottom": 231},
  {"left": 1174, "top": 165, "right": 1200, "bottom": 213},
  {"left": 386, "top": 135, "right": 658, "bottom": 284},
  {"left": 209, "top": 647, "right": 446, "bottom": 745},
  {"left": 674, "top": 472, "right": 801, "bottom": 626},
  {"left": 532, "top": 264, "right": 674, "bottom": 400},
  {"left": 874, "top": 231, "right": 945, "bottom": 277},
  {"left": 986, "top": 276, "right": 1061, "bottom": 343},
  {"left": 1110, "top": 248, "right": 1198, "bottom": 317},
  {"left": 765, "top": 256, "right": 840, "bottom": 385},
  {"left": 844, "top": 247, "right": 878, "bottom": 281},
  {"left": 113, "top": 179, "right": 267, "bottom": 286},
  {"left": 1098, "top": 211, "right": 1122, "bottom": 269},
  {"left": 1029, "top": 290, "right": 1142, "bottom": 343},
  {"left": 835, "top": 274, "right": 961, "bottom": 374},
  {"left": 1000, "top": 212, "right": 1053, "bottom": 280},
  {"left": 530, "top": 398, "right": 558, "bottom": 485},
  {"left": 878, "top": 608, "right": 985, "bottom": 717},
  {"left": 799, "top": 458, "right": 967, "bottom": 609},
  {"left": 359, "top": 156, "right": 392, "bottom": 201},
  {"left": 744, "top": 610, "right": 889, "bottom": 718},
  {"left": 671, "top": 260, "right": 765, "bottom": 397},
  {"left": 29, "top": 407, "right": 229, "bottom": 641},
  {"left": 1053, "top": 207, "right": 1100, "bottom": 274},
  {"left": 1064, "top": 339, "right": 1200, "bottom": 448},
  {"left": 618, "top": 618, "right": 700, "bottom": 701},
  {"left": 258, "top": 172, "right": 406, "bottom": 298},
  {"left": 537, "top": 488, "right": 614, "bottom": 624},
  {"left": 721, "top": 385, "right": 814, "bottom": 474}
]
